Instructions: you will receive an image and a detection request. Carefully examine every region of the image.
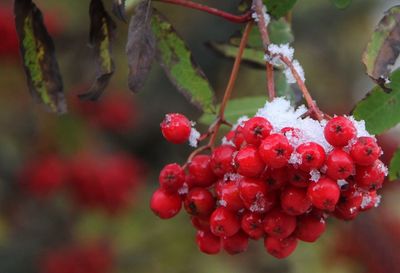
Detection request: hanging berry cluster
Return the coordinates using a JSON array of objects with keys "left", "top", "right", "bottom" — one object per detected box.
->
[{"left": 151, "top": 98, "right": 387, "bottom": 258}]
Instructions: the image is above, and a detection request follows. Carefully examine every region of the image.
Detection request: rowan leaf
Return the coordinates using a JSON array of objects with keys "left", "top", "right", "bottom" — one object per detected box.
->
[
  {"left": 389, "top": 148, "right": 400, "bottom": 181},
  {"left": 14, "top": 0, "right": 66, "bottom": 113},
  {"left": 126, "top": 0, "right": 155, "bottom": 93},
  {"left": 208, "top": 42, "right": 265, "bottom": 67},
  {"left": 263, "top": 0, "right": 297, "bottom": 18},
  {"left": 79, "top": 0, "right": 116, "bottom": 101},
  {"left": 362, "top": 5, "right": 400, "bottom": 83},
  {"left": 332, "top": 0, "right": 352, "bottom": 9},
  {"left": 151, "top": 11, "right": 215, "bottom": 113}
]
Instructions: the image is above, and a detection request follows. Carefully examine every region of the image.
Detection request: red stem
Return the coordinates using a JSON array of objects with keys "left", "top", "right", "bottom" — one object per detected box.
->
[{"left": 155, "top": 0, "right": 252, "bottom": 23}]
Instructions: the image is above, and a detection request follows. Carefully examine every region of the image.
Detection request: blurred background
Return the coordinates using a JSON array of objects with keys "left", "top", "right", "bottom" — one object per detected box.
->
[{"left": 0, "top": 0, "right": 399, "bottom": 272}]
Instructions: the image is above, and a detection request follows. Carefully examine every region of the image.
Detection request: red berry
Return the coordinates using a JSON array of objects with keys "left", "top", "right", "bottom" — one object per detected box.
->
[
  {"left": 231, "top": 125, "right": 246, "bottom": 149},
  {"left": 150, "top": 188, "right": 182, "bottom": 219},
  {"left": 184, "top": 188, "right": 215, "bottom": 216},
  {"left": 188, "top": 155, "right": 216, "bottom": 187},
  {"left": 355, "top": 160, "right": 386, "bottom": 191},
  {"left": 239, "top": 177, "right": 275, "bottom": 213},
  {"left": 287, "top": 167, "right": 309, "bottom": 188},
  {"left": 196, "top": 230, "right": 221, "bottom": 255},
  {"left": 263, "top": 167, "right": 288, "bottom": 190},
  {"left": 216, "top": 179, "right": 244, "bottom": 211},
  {"left": 259, "top": 134, "right": 293, "bottom": 168},
  {"left": 307, "top": 177, "right": 340, "bottom": 211},
  {"left": 296, "top": 142, "right": 326, "bottom": 171},
  {"left": 264, "top": 236, "right": 298, "bottom": 259},
  {"left": 159, "top": 163, "right": 185, "bottom": 193},
  {"left": 295, "top": 215, "right": 326, "bottom": 242},
  {"left": 210, "top": 207, "right": 241, "bottom": 237},
  {"left": 326, "top": 149, "right": 355, "bottom": 180},
  {"left": 281, "top": 186, "right": 312, "bottom": 216},
  {"left": 263, "top": 209, "right": 297, "bottom": 239},
  {"left": 242, "top": 117, "right": 273, "bottom": 146},
  {"left": 241, "top": 212, "right": 265, "bottom": 240},
  {"left": 334, "top": 186, "right": 362, "bottom": 221},
  {"left": 222, "top": 231, "right": 249, "bottom": 255},
  {"left": 324, "top": 116, "right": 356, "bottom": 147},
  {"left": 210, "top": 145, "right": 236, "bottom": 177},
  {"left": 350, "top": 137, "right": 381, "bottom": 166},
  {"left": 359, "top": 191, "right": 380, "bottom": 211},
  {"left": 160, "top": 113, "right": 191, "bottom": 144},
  {"left": 191, "top": 215, "right": 210, "bottom": 231},
  {"left": 234, "top": 146, "right": 265, "bottom": 178}
]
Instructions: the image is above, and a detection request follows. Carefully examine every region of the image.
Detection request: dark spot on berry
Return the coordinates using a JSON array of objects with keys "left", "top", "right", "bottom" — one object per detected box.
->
[{"left": 335, "top": 125, "right": 343, "bottom": 133}]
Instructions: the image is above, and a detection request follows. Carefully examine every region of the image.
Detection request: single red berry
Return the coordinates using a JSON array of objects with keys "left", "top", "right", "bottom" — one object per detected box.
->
[
  {"left": 210, "top": 207, "right": 241, "bottom": 237},
  {"left": 259, "top": 134, "right": 293, "bottom": 168},
  {"left": 222, "top": 231, "right": 249, "bottom": 255},
  {"left": 296, "top": 142, "right": 326, "bottom": 171},
  {"left": 239, "top": 177, "right": 275, "bottom": 213},
  {"left": 287, "top": 167, "right": 309, "bottom": 188},
  {"left": 196, "top": 230, "right": 221, "bottom": 255},
  {"left": 262, "top": 167, "right": 289, "bottom": 190},
  {"left": 159, "top": 163, "right": 185, "bottom": 193},
  {"left": 188, "top": 155, "right": 216, "bottom": 188},
  {"left": 184, "top": 188, "right": 215, "bottom": 216},
  {"left": 295, "top": 215, "right": 326, "bottom": 242},
  {"left": 350, "top": 137, "right": 381, "bottom": 166},
  {"left": 355, "top": 160, "right": 386, "bottom": 191},
  {"left": 234, "top": 146, "right": 265, "bottom": 178},
  {"left": 359, "top": 191, "right": 380, "bottom": 211},
  {"left": 264, "top": 236, "right": 298, "bottom": 259},
  {"left": 242, "top": 117, "right": 273, "bottom": 146},
  {"left": 324, "top": 116, "right": 356, "bottom": 147},
  {"left": 334, "top": 186, "right": 362, "bottom": 221},
  {"left": 216, "top": 179, "right": 245, "bottom": 211},
  {"left": 307, "top": 177, "right": 340, "bottom": 211},
  {"left": 232, "top": 125, "right": 246, "bottom": 148},
  {"left": 326, "top": 149, "right": 355, "bottom": 180},
  {"left": 191, "top": 215, "right": 210, "bottom": 231},
  {"left": 263, "top": 209, "right": 297, "bottom": 239},
  {"left": 281, "top": 186, "right": 312, "bottom": 216},
  {"left": 241, "top": 212, "right": 265, "bottom": 240},
  {"left": 150, "top": 188, "right": 182, "bottom": 219},
  {"left": 210, "top": 145, "right": 236, "bottom": 177},
  {"left": 160, "top": 113, "right": 191, "bottom": 144}
]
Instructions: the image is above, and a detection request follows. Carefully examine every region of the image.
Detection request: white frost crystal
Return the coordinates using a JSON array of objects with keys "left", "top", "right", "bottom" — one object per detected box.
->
[{"left": 188, "top": 127, "right": 201, "bottom": 147}]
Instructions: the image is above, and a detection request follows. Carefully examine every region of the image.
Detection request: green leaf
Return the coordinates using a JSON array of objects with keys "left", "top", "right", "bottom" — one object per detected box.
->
[
  {"left": 79, "top": 0, "right": 116, "bottom": 101},
  {"left": 199, "top": 96, "right": 266, "bottom": 125},
  {"left": 14, "top": 0, "right": 66, "bottom": 113},
  {"left": 269, "top": 19, "right": 294, "bottom": 44},
  {"left": 353, "top": 69, "right": 400, "bottom": 134},
  {"left": 263, "top": 0, "right": 297, "bottom": 18},
  {"left": 208, "top": 42, "right": 265, "bottom": 67},
  {"left": 152, "top": 11, "right": 215, "bottom": 113},
  {"left": 362, "top": 5, "right": 400, "bottom": 82},
  {"left": 331, "top": 0, "right": 352, "bottom": 9},
  {"left": 126, "top": 1, "right": 155, "bottom": 93},
  {"left": 389, "top": 148, "right": 400, "bottom": 181}
]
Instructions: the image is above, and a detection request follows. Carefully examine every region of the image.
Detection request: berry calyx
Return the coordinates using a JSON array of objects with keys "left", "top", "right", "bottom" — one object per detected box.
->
[
  {"left": 263, "top": 209, "right": 297, "bottom": 239},
  {"left": 210, "top": 207, "right": 240, "bottom": 237},
  {"left": 242, "top": 117, "right": 272, "bottom": 146},
  {"left": 355, "top": 160, "right": 386, "bottom": 191},
  {"left": 184, "top": 188, "right": 215, "bottom": 216},
  {"left": 241, "top": 212, "right": 265, "bottom": 240},
  {"left": 296, "top": 142, "right": 326, "bottom": 171},
  {"left": 160, "top": 113, "right": 191, "bottom": 144},
  {"left": 326, "top": 149, "right": 355, "bottom": 180},
  {"left": 350, "top": 137, "right": 381, "bottom": 166},
  {"left": 159, "top": 163, "right": 185, "bottom": 193},
  {"left": 259, "top": 134, "right": 293, "bottom": 168},
  {"left": 307, "top": 177, "right": 340, "bottom": 211}
]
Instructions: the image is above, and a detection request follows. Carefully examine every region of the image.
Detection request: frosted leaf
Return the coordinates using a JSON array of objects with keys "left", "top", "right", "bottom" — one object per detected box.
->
[
  {"left": 268, "top": 43, "right": 294, "bottom": 61},
  {"left": 188, "top": 127, "right": 201, "bottom": 147},
  {"left": 178, "top": 183, "right": 189, "bottom": 195},
  {"left": 310, "top": 169, "right": 321, "bottom": 182}
]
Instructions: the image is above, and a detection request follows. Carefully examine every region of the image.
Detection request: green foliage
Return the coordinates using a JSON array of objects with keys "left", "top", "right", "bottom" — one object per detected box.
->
[
  {"left": 353, "top": 69, "right": 400, "bottom": 134},
  {"left": 14, "top": 0, "right": 65, "bottom": 113},
  {"left": 269, "top": 19, "right": 295, "bottom": 44},
  {"left": 208, "top": 42, "right": 265, "bottom": 66},
  {"left": 362, "top": 5, "right": 400, "bottom": 82},
  {"left": 389, "top": 148, "right": 400, "bottom": 181},
  {"left": 200, "top": 96, "right": 266, "bottom": 125},
  {"left": 151, "top": 11, "right": 216, "bottom": 113},
  {"left": 263, "top": 0, "right": 297, "bottom": 18},
  {"left": 331, "top": 0, "right": 352, "bottom": 9}
]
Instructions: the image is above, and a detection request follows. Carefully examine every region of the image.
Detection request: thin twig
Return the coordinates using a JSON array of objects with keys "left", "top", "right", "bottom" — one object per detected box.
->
[{"left": 154, "top": 0, "right": 252, "bottom": 23}]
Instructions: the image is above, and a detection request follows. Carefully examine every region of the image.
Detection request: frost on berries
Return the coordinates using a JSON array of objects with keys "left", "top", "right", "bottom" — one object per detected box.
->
[{"left": 152, "top": 98, "right": 388, "bottom": 258}]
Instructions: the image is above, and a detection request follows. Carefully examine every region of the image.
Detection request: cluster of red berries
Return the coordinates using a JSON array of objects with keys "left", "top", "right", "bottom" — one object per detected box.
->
[
  {"left": 40, "top": 241, "right": 114, "bottom": 273},
  {"left": 19, "top": 152, "right": 144, "bottom": 214},
  {"left": 151, "top": 112, "right": 387, "bottom": 258}
]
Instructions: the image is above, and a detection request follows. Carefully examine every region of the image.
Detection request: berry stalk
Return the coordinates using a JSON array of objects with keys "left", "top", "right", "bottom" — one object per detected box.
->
[{"left": 154, "top": 0, "right": 252, "bottom": 23}]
